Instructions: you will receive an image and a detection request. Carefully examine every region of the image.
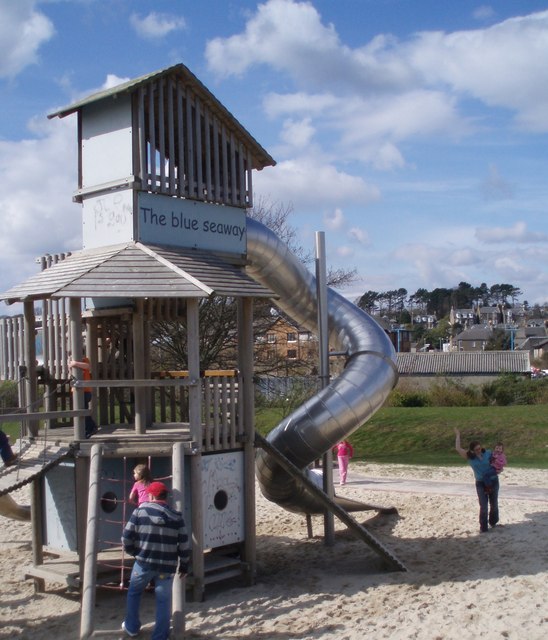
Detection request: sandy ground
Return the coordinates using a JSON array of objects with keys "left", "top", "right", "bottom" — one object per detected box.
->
[{"left": 1, "top": 462, "right": 547, "bottom": 639}]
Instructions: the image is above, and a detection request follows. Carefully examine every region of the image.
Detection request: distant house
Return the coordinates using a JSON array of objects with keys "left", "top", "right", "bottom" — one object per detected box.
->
[
  {"left": 254, "top": 316, "right": 318, "bottom": 372},
  {"left": 454, "top": 326, "right": 493, "bottom": 351},
  {"left": 514, "top": 325, "right": 547, "bottom": 361},
  {"left": 396, "top": 350, "right": 530, "bottom": 388}
]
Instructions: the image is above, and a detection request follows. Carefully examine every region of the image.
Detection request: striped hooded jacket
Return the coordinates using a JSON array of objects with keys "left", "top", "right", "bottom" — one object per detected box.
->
[{"left": 122, "top": 501, "right": 190, "bottom": 575}]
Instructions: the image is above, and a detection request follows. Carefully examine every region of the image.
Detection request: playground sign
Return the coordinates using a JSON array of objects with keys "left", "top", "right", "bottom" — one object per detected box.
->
[{"left": 138, "top": 192, "right": 246, "bottom": 254}]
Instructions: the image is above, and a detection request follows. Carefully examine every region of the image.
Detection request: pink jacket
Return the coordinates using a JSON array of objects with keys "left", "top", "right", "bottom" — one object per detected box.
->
[{"left": 334, "top": 441, "right": 354, "bottom": 458}]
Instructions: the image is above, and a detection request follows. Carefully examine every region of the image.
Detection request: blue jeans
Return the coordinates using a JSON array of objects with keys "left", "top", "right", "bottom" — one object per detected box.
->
[
  {"left": 475, "top": 476, "right": 499, "bottom": 532},
  {"left": 124, "top": 561, "right": 174, "bottom": 640},
  {"left": 0, "top": 429, "right": 14, "bottom": 464}
]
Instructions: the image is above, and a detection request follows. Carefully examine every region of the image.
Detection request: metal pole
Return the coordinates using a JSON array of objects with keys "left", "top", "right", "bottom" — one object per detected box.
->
[{"left": 315, "top": 231, "right": 335, "bottom": 546}]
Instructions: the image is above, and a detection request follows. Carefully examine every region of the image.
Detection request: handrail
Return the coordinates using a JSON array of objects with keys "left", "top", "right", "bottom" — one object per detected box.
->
[
  {"left": 72, "top": 378, "right": 199, "bottom": 388},
  {"left": 0, "top": 409, "right": 90, "bottom": 423}
]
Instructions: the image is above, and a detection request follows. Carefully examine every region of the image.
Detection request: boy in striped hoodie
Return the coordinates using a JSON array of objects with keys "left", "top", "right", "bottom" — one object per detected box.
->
[{"left": 122, "top": 481, "right": 190, "bottom": 640}]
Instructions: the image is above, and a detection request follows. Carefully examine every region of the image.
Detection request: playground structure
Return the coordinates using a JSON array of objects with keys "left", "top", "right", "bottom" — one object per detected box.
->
[{"left": 0, "top": 63, "right": 404, "bottom": 639}]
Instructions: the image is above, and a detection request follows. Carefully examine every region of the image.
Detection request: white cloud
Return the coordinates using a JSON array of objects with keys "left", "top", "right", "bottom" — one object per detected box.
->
[
  {"left": 0, "top": 0, "right": 54, "bottom": 78},
  {"left": 279, "top": 117, "right": 315, "bottom": 151},
  {"left": 409, "top": 11, "right": 548, "bottom": 131},
  {"left": 348, "top": 227, "right": 369, "bottom": 245},
  {"left": 254, "top": 159, "right": 380, "bottom": 211},
  {"left": 476, "top": 221, "right": 548, "bottom": 244},
  {"left": 0, "top": 116, "right": 79, "bottom": 295},
  {"left": 336, "top": 245, "right": 354, "bottom": 258},
  {"left": 324, "top": 208, "right": 344, "bottom": 230},
  {"left": 207, "top": 0, "right": 548, "bottom": 179},
  {"left": 130, "top": 12, "right": 186, "bottom": 40},
  {"left": 206, "top": 0, "right": 341, "bottom": 78}
]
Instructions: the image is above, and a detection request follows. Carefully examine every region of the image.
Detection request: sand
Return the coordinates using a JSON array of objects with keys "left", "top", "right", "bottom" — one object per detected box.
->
[{"left": 1, "top": 462, "right": 547, "bottom": 639}]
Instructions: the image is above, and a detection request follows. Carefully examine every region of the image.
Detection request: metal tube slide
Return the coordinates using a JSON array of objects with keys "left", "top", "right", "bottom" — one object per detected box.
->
[{"left": 246, "top": 218, "right": 398, "bottom": 514}]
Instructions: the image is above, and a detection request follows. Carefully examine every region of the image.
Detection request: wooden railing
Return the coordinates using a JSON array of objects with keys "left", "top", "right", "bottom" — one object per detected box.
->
[{"left": 152, "top": 370, "right": 241, "bottom": 451}]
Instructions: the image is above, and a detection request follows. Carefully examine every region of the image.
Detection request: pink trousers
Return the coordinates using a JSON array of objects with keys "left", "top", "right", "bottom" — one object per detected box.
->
[{"left": 338, "top": 455, "right": 350, "bottom": 484}]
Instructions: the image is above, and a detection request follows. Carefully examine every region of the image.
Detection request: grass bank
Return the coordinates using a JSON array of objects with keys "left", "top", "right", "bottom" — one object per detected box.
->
[{"left": 256, "top": 404, "right": 548, "bottom": 469}]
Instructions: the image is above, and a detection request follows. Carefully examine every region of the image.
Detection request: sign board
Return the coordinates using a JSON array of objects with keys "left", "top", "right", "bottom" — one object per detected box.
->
[{"left": 137, "top": 192, "right": 246, "bottom": 254}]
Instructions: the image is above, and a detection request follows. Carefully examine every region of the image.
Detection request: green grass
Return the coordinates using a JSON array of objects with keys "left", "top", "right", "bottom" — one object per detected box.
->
[
  {"left": 5, "top": 402, "right": 547, "bottom": 469},
  {"left": 256, "top": 404, "right": 548, "bottom": 469}
]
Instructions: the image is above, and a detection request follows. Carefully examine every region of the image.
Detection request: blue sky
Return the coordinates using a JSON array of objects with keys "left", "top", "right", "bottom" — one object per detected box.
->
[{"left": 1, "top": 0, "right": 548, "bottom": 314}]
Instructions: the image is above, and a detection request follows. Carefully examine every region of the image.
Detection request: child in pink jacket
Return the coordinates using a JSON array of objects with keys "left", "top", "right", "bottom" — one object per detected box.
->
[{"left": 333, "top": 440, "right": 354, "bottom": 486}]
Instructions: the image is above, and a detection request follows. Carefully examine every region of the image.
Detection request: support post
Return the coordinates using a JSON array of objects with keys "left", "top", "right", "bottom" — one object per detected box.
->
[
  {"left": 23, "top": 300, "right": 39, "bottom": 437},
  {"left": 132, "top": 299, "right": 146, "bottom": 434},
  {"left": 238, "top": 297, "right": 256, "bottom": 584},
  {"left": 187, "top": 298, "right": 204, "bottom": 601},
  {"left": 69, "top": 298, "right": 86, "bottom": 441},
  {"left": 172, "top": 442, "right": 186, "bottom": 636},
  {"left": 315, "top": 232, "right": 335, "bottom": 546},
  {"left": 80, "top": 444, "right": 103, "bottom": 639},
  {"left": 30, "top": 478, "right": 45, "bottom": 592}
]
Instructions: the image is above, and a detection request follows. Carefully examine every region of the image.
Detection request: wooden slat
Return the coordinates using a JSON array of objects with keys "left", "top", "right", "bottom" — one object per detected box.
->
[
  {"left": 230, "top": 132, "right": 237, "bottom": 206},
  {"left": 221, "top": 124, "right": 229, "bottom": 204},
  {"left": 246, "top": 150, "right": 253, "bottom": 207},
  {"left": 185, "top": 86, "right": 195, "bottom": 198},
  {"left": 238, "top": 141, "right": 245, "bottom": 207},
  {"left": 213, "top": 117, "right": 220, "bottom": 202},
  {"left": 204, "top": 108, "right": 212, "bottom": 201},
  {"left": 167, "top": 76, "right": 176, "bottom": 194},
  {"left": 176, "top": 81, "right": 186, "bottom": 197},
  {"left": 194, "top": 95, "right": 203, "bottom": 199},
  {"left": 138, "top": 87, "right": 147, "bottom": 189},
  {"left": 158, "top": 78, "right": 166, "bottom": 193}
]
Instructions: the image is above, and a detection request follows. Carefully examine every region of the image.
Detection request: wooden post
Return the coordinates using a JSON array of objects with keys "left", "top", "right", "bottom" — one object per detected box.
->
[
  {"left": 187, "top": 298, "right": 204, "bottom": 601},
  {"left": 238, "top": 297, "right": 256, "bottom": 585},
  {"left": 87, "top": 319, "right": 98, "bottom": 430},
  {"left": 171, "top": 442, "right": 186, "bottom": 636},
  {"left": 132, "top": 299, "right": 146, "bottom": 434},
  {"left": 69, "top": 298, "right": 85, "bottom": 441},
  {"left": 23, "top": 300, "right": 39, "bottom": 437},
  {"left": 80, "top": 444, "right": 103, "bottom": 639},
  {"left": 30, "top": 478, "right": 45, "bottom": 592}
]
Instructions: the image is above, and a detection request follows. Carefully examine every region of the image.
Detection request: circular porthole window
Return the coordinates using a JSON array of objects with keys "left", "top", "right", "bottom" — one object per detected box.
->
[
  {"left": 213, "top": 490, "right": 228, "bottom": 511},
  {"left": 101, "top": 491, "right": 118, "bottom": 514}
]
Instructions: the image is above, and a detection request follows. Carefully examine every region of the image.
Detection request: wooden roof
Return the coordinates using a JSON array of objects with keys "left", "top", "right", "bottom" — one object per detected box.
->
[
  {"left": 0, "top": 242, "right": 274, "bottom": 304},
  {"left": 48, "top": 63, "right": 275, "bottom": 171},
  {"left": 397, "top": 351, "right": 531, "bottom": 375}
]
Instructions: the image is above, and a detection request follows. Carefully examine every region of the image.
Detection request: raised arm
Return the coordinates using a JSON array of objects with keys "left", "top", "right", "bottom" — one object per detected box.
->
[
  {"left": 69, "top": 358, "right": 90, "bottom": 371},
  {"left": 454, "top": 428, "right": 468, "bottom": 460}
]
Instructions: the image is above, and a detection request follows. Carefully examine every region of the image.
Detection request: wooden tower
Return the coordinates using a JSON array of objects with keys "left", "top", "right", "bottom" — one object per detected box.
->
[{"left": 0, "top": 63, "right": 276, "bottom": 637}]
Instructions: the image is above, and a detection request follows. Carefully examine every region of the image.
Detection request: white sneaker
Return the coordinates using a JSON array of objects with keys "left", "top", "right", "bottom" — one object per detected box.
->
[{"left": 121, "top": 621, "right": 139, "bottom": 637}]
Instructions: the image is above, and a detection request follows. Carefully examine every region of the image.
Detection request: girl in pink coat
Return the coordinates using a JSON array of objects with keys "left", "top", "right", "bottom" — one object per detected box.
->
[{"left": 334, "top": 440, "right": 354, "bottom": 485}]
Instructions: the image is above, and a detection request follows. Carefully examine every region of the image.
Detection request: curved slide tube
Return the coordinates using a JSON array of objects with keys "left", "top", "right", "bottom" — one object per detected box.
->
[
  {"left": 0, "top": 494, "right": 31, "bottom": 521},
  {"left": 246, "top": 218, "right": 398, "bottom": 514}
]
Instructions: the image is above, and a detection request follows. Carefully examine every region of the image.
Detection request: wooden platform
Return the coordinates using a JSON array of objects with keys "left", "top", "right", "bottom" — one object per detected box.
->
[
  {"left": 24, "top": 547, "right": 134, "bottom": 590},
  {"left": 24, "top": 546, "right": 246, "bottom": 592}
]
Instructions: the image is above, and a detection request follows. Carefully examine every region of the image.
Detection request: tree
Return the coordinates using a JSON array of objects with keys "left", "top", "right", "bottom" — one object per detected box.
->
[
  {"left": 453, "top": 282, "right": 476, "bottom": 308},
  {"left": 409, "top": 288, "right": 429, "bottom": 315},
  {"left": 484, "top": 328, "right": 511, "bottom": 351},
  {"left": 356, "top": 290, "right": 379, "bottom": 314}
]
